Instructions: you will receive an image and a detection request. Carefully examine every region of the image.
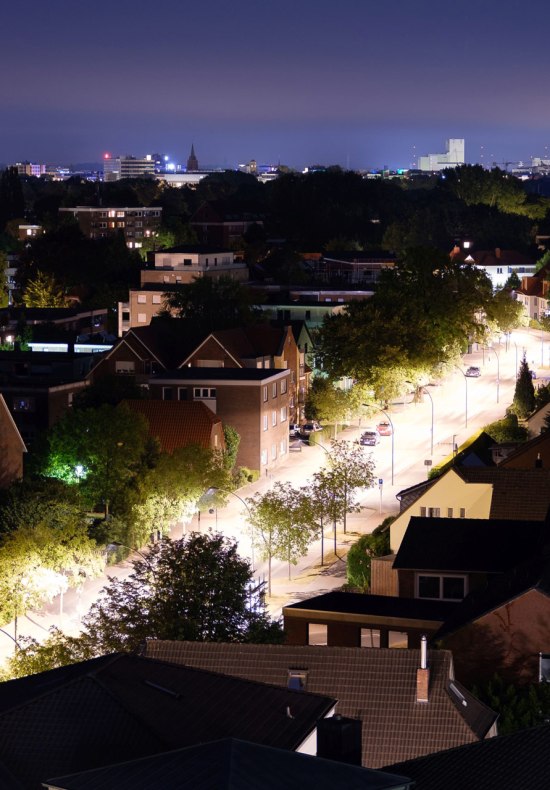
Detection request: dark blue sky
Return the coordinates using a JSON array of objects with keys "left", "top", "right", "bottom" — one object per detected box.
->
[{"left": 2, "top": 0, "right": 550, "bottom": 170}]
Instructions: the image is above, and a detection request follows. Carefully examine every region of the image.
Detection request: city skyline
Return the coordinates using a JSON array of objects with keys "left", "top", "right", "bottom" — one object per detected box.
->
[{"left": 2, "top": 0, "right": 550, "bottom": 170}]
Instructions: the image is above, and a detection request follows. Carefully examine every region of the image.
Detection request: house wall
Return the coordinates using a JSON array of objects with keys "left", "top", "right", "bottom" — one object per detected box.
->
[
  {"left": 0, "top": 400, "right": 24, "bottom": 487},
  {"left": 390, "top": 470, "right": 494, "bottom": 552},
  {"left": 150, "top": 372, "right": 291, "bottom": 472},
  {"left": 371, "top": 556, "right": 399, "bottom": 597},
  {"left": 89, "top": 340, "right": 152, "bottom": 383},
  {"left": 443, "top": 589, "right": 550, "bottom": 685},
  {"left": 526, "top": 404, "right": 550, "bottom": 439}
]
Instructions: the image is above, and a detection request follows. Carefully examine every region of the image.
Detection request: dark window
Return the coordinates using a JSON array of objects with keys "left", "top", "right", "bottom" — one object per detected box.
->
[
  {"left": 418, "top": 576, "right": 440, "bottom": 599},
  {"left": 443, "top": 576, "right": 465, "bottom": 600},
  {"left": 178, "top": 388, "right": 187, "bottom": 401},
  {"left": 162, "top": 387, "right": 173, "bottom": 400}
]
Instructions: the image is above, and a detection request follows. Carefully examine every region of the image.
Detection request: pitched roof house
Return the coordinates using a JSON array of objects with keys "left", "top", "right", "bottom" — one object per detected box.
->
[
  {"left": 383, "top": 724, "right": 550, "bottom": 790},
  {"left": 45, "top": 738, "right": 413, "bottom": 790},
  {"left": 0, "top": 653, "right": 336, "bottom": 788},
  {"left": 143, "top": 641, "right": 498, "bottom": 769}
]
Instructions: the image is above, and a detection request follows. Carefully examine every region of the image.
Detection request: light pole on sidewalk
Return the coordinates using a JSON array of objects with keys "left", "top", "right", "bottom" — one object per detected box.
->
[
  {"left": 205, "top": 487, "right": 255, "bottom": 571},
  {"left": 454, "top": 367, "right": 468, "bottom": 429},
  {"left": 363, "top": 404, "right": 394, "bottom": 484}
]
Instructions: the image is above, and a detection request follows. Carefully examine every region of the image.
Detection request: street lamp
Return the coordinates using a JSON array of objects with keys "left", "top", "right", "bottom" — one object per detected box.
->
[
  {"left": 454, "top": 367, "right": 468, "bottom": 429},
  {"left": 205, "top": 488, "right": 255, "bottom": 571},
  {"left": 406, "top": 383, "right": 434, "bottom": 456},
  {"left": 363, "top": 404, "right": 394, "bottom": 484},
  {"left": 484, "top": 345, "right": 500, "bottom": 403}
]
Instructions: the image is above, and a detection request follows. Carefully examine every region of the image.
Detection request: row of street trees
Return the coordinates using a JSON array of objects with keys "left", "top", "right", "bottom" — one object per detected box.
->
[
  {"left": 315, "top": 247, "right": 525, "bottom": 405},
  {"left": 245, "top": 439, "right": 375, "bottom": 594}
]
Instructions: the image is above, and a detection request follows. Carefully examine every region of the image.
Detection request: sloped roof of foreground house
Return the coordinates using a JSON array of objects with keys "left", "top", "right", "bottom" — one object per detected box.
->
[
  {"left": 0, "top": 654, "right": 335, "bottom": 789},
  {"left": 383, "top": 724, "right": 550, "bottom": 790},
  {"left": 45, "top": 738, "right": 413, "bottom": 790},
  {"left": 143, "top": 641, "right": 497, "bottom": 769}
]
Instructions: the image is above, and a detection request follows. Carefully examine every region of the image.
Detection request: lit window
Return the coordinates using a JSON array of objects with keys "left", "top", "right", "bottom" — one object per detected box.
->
[
  {"left": 263, "top": 415, "right": 268, "bottom": 431},
  {"left": 281, "top": 378, "right": 287, "bottom": 394},
  {"left": 263, "top": 386, "right": 268, "bottom": 402},
  {"left": 271, "top": 443, "right": 277, "bottom": 460},
  {"left": 261, "top": 449, "right": 268, "bottom": 465},
  {"left": 137, "top": 294, "right": 147, "bottom": 304},
  {"left": 272, "top": 383, "right": 277, "bottom": 398},
  {"left": 280, "top": 406, "right": 287, "bottom": 422},
  {"left": 272, "top": 410, "right": 277, "bottom": 426},
  {"left": 137, "top": 313, "right": 147, "bottom": 323},
  {"left": 152, "top": 294, "right": 161, "bottom": 304}
]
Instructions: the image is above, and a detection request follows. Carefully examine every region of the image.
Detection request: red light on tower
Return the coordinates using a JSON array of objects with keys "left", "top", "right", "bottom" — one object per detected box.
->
[{"left": 103, "top": 153, "right": 110, "bottom": 159}]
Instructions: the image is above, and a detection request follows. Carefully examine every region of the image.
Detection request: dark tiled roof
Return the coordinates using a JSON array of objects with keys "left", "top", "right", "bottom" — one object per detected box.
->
[
  {"left": 499, "top": 428, "right": 550, "bottom": 468},
  {"left": 0, "top": 654, "right": 334, "bottom": 789},
  {"left": 457, "top": 467, "right": 550, "bottom": 520},
  {"left": 127, "top": 321, "right": 204, "bottom": 369},
  {"left": 434, "top": 549, "right": 550, "bottom": 640},
  {"left": 284, "top": 591, "right": 458, "bottom": 622},
  {"left": 45, "top": 738, "right": 412, "bottom": 790},
  {"left": 143, "top": 642, "right": 496, "bottom": 768},
  {"left": 393, "top": 516, "right": 549, "bottom": 573},
  {"left": 122, "top": 399, "right": 222, "bottom": 453},
  {"left": 383, "top": 724, "right": 550, "bottom": 790}
]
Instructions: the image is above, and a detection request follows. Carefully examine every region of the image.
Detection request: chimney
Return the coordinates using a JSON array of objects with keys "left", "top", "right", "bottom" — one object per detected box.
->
[
  {"left": 317, "top": 714, "right": 362, "bottom": 766},
  {"left": 416, "top": 635, "right": 430, "bottom": 703},
  {"left": 536, "top": 453, "right": 543, "bottom": 469},
  {"left": 495, "top": 247, "right": 501, "bottom": 259}
]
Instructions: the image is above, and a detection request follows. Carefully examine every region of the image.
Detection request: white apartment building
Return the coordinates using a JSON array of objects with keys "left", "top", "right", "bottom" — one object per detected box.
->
[{"left": 418, "top": 139, "right": 465, "bottom": 171}]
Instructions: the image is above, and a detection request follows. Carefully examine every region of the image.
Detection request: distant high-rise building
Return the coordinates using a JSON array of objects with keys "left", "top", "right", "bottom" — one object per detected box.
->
[
  {"left": 418, "top": 139, "right": 465, "bottom": 171},
  {"left": 187, "top": 144, "right": 199, "bottom": 172},
  {"left": 14, "top": 161, "right": 46, "bottom": 177},
  {"left": 103, "top": 155, "right": 156, "bottom": 181}
]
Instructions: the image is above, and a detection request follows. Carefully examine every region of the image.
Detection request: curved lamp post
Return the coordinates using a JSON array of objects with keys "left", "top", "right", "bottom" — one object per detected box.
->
[
  {"left": 454, "top": 366, "right": 468, "bottom": 429},
  {"left": 484, "top": 345, "right": 500, "bottom": 403},
  {"left": 205, "top": 487, "right": 254, "bottom": 571},
  {"left": 363, "top": 404, "right": 394, "bottom": 485},
  {"left": 406, "top": 383, "right": 434, "bottom": 456}
]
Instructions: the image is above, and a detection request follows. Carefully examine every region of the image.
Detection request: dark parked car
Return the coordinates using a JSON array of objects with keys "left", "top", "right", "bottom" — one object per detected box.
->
[
  {"left": 359, "top": 428, "right": 380, "bottom": 446},
  {"left": 465, "top": 366, "right": 481, "bottom": 377}
]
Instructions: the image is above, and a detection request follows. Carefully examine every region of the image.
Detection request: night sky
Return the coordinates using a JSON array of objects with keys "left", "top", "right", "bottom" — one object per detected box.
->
[{"left": 2, "top": 0, "right": 550, "bottom": 170}]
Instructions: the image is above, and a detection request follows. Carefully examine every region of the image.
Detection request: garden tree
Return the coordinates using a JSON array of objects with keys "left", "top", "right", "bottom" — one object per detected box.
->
[
  {"left": 317, "top": 247, "right": 492, "bottom": 390},
  {"left": 0, "top": 167, "right": 25, "bottom": 230},
  {"left": 304, "top": 377, "right": 351, "bottom": 435},
  {"left": 346, "top": 518, "right": 393, "bottom": 591},
  {"left": 137, "top": 227, "right": 176, "bottom": 261},
  {"left": 504, "top": 271, "right": 521, "bottom": 289},
  {"left": 472, "top": 674, "right": 550, "bottom": 735},
  {"left": 83, "top": 534, "right": 282, "bottom": 653},
  {"left": 535, "top": 249, "right": 550, "bottom": 272},
  {"left": 324, "top": 439, "right": 376, "bottom": 533},
  {"left": 247, "top": 482, "right": 316, "bottom": 595},
  {"left": 22, "top": 270, "right": 70, "bottom": 307},
  {"left": 0, "top": 515, "right": 103, "bottom": 628},
  {"left": 163, "top": 275, "right": 264, "bottom": 332},
  {"left": 512, "top": 355, "right": 536, "bottom": 418},
  {"left": 485, "top": 287, "right": 526, "bottom": 334},
  {"left": 484, "top": 413, "right": 528, "bottom": 443},
  {"left": 222, "top": 424, "right": 240, "bottom": 471},
  {"left": 41, "top": 403, "right": 153, "bottom": 517}
]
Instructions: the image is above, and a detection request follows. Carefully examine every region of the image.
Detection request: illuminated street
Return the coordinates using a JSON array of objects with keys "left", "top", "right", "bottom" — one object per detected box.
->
[{"left": 1, "top": 326, "right": 548, "bottom": 660}]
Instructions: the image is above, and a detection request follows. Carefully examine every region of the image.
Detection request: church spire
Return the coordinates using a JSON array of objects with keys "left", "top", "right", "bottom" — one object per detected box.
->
[{"left": 187, "top": 144, "right": 199, "bottom": 172}]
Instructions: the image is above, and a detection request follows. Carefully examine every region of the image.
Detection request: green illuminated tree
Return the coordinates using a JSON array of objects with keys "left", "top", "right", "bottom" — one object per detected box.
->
[
  {"left": 23, "top": 270, "right": 70, "bottom": 307},
  {"left": 247, "top": 482, "right": 316, "bottom": 595},
  {"left": 41, "top": 403, "right": 151, "bottom": 516},
  {"left": 512, "top": 355, "right": 536, "bottom": 419}
]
